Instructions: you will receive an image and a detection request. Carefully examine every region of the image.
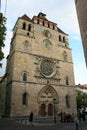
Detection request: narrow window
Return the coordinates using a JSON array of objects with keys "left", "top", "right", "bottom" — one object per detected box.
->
[
  {"left": 22, "top": 22, "right": 26, "bottom": 30},
  {"left": 63, "top": 36, "right": 65, "bottom": 42},
  {"left": 24, "top": 43, "right": 28, "bottom": 52},
  {"left": 66, "top": 95, "right": 70, "bottom": 108},
  {"left": 63, "top": 51, "right": 67, "bottom": 61},
  {"left": 43, "top": 39, "right": 52, "bottom": 48},
  {"left": 23, "top": 72, "right": 27, "bottom": 81},
  {"left": 43, "top": 21, "right": 45, "bottom": 26},
  {"left": 66, "top": 76, "right": 69, "bottom": 85},
  {"left": 28, "top": 24, "right": 31, "bottom": 31},
  {"left": 22, "top": 93, "right": 27, "bottom": 105},
  {"left": 59, "top": 35, "right": 61, "bottom": 41}
]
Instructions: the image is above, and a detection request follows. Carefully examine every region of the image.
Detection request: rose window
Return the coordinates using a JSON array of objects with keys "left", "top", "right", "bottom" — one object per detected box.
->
[{"left": 40, "top": 59, "right": 56, "bottom": 77}]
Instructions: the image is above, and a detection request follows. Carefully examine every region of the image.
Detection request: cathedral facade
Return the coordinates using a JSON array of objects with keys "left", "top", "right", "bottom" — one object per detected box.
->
[{"left": 1, "top": 12, "right": 77, "bottom": 117}]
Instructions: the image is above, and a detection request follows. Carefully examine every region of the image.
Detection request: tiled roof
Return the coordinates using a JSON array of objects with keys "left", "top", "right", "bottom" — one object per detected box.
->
[
  {"left": 57, "top": 27, "right": 68, "bottom": 35},
  {"left": 20, "top": 14, "right": 32, "bottom": 22}
]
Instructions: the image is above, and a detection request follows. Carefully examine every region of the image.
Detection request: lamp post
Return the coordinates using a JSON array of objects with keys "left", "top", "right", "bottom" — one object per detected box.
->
[{"left": 53, "top": 98, "right": 56, "bottom": 123}]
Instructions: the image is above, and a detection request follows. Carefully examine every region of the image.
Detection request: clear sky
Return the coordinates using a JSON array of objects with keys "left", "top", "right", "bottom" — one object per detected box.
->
[{"left": 0, "top": 0, "right": 87, "bottom": 85}]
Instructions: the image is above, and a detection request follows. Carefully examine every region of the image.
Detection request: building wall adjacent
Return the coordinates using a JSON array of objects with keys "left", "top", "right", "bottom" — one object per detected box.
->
[
  {"left": 75, "top": 0, "right": 87, "bottom": 66},
  {"left": 1, "top": 13, "right": 77, "bottom": 117},
  {"left": 0, "top": 75, "right": 7, "bottom": 117}
]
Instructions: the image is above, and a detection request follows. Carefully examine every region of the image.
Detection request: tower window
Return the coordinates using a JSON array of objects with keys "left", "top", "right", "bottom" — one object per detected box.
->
[
  {"left": 23, "top": 72, "right": 27, "bottom": 81},
  {"left": 43, "top": 39, "right": 52, "bottom": 48},
  {"left": 28, "top": 24, "right": 31, "bottom": 31},
  {"left": 63, "top": 51, "right": 67, "bottom": 62},
  {"left": 59, "top": 35, "right": 62, "bottom": 42},
  {"left": 22, "top": 93, "right": 27, "bottom": 105},
  {"left": 24, "top": 42, "right": 28, "bottom": 52},
  {"left": 66, "top": 95, "right": 70, "bottom": 108},
  {"left": 66, "top": 76, "right": 69, "bottom": 85},
  {"left": 22, "top": 22, "right": 26, "bottom": 30},
  {"left": 63, "top": 36, "right": 65, "bottom": 42}
]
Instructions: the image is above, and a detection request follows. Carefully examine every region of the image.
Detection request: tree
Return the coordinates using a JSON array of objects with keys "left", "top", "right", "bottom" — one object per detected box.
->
[
  {"left": 0, "top": 13, "right": 7, "bottom": 67},
  {"left": 76, "top": 92, "right": 87, "bottom": 109}
]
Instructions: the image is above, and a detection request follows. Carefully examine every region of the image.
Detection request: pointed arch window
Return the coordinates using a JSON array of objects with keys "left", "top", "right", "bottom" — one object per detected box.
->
[
  {"left": 23, "top": 72, "right": 27, "bottom": 81},
  {"left": 65, "top": 76, "right": 69, "bottom": 85},
  {"left": 66, "top": 94, "right": 70, "bottom": 108},
  {"left": 28, "top": 24, "right": 31, "bottom": 31},
  {"left": 24, "top": 42, "right": 28, "bottom": 52},
  {"left": 43, "top": 39, "right": 52, "bottom": 48},
  {"left": 22, "top": 92, "right": 27, "bottom": 105},
  {"left": 63, "top": 36, "right": 65, "bottom": 43},
  {"left": 63, "top": 51, "right": 67, "bottom": 61},
  {"left": 22, "top": 22, "right": 26, "bottom": 30},
  {"left": 59, "top": 35, "right": 62, "bottom": 42}
]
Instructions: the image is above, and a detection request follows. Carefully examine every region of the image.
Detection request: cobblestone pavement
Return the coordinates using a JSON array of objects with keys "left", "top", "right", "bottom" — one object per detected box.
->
[{"left": 0, "top": 118, "right": 87, "bottom": 130}]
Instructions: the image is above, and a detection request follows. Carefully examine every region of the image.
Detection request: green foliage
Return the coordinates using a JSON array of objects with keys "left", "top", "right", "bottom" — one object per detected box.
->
[
  {"left": 76, "top": 92, "right": 87, "bottom": 109},
  {"left": 0, "top": 15, "right": 7, "bottom": 61}
]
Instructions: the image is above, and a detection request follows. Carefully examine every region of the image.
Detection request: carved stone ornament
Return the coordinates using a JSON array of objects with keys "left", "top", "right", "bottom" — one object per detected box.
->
[
  {"left": 43, "top": 30, "right": 51, "bottom": 38},
  {"left": 39, "top": 59, "right": 56, "bottom": 78}
]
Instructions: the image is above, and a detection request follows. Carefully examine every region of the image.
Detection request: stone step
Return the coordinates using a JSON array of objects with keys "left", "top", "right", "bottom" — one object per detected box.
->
[{"left": 16, "top": 116, "right": 60, "bottom": 124}]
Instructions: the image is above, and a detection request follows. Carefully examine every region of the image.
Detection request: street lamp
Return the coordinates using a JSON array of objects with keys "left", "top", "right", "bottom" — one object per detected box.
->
[{"left": 53, "top": 98, "right": 56, "bottom": 123}]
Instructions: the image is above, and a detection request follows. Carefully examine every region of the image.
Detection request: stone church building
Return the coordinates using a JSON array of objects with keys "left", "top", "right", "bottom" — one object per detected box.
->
[{"left": 0, "top": 12, "right": 77, "bottom": 117}]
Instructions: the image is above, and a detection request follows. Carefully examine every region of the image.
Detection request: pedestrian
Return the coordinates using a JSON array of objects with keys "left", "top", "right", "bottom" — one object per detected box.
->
[
  {"left": 60, "top": 111, "right": 63, "bottom": 122},
  {"left": 29, "top": 112, "right": 34, "bottom": 126},
  {"left": 82, "top": 108, "right": 86, "bottom": 122},
  {"left": 78, "top": 109, "right": 82, "bottom": 121}
]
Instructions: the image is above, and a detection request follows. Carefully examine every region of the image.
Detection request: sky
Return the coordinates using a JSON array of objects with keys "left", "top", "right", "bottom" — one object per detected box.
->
[{"left": 0, "top": 0, "right": 87, "bottom": 85}]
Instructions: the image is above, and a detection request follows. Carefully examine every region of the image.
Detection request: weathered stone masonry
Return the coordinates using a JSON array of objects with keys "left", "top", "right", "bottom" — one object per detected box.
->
[{"left": 0, "top": 12, "right": 77, "bottom": 117}]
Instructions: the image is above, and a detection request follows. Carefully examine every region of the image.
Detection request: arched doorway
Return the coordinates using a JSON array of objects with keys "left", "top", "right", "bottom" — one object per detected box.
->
[
  {"left": 40, "top": 103, "right": 53, "bottom": 117},
  {"left": 40, "top": 104, "right": 46, "bottom": 116},
  {"left": 38, "top": 86, "right": 59, "bottom": 117},
  {"left": 48, "top": 103, "right": 53, "bottom": 116}
]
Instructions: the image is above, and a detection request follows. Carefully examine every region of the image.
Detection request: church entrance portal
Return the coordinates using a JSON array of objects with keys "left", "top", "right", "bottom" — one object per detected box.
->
[
  {"left": 40, "top": 103, "right": 53, "bottom": 116},
  {"left": 48, "top": 103, "right": 53, "bottom": 116},
  {"left": 40, "top": 104, "right": 46, "bottom": 116},
  {"left": 38, "top": 86, "right": 59, "bottom": 117}
]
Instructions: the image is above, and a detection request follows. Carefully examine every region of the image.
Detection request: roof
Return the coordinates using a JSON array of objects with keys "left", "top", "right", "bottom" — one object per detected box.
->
[
  {"left": 13, "top": 12, "right": 68, "bottom": 35},
  {"left": 20, "top": 14, "right": 32, "bottom": 22},
  {"left": 57, "top": 27, "right": 68, "bottom": 35},
  {"left": 32, "top": 12, "right": 57, "bottom": 26},
  {"left": 13, "top": 14, "right": 32, "bottom": 31}
]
